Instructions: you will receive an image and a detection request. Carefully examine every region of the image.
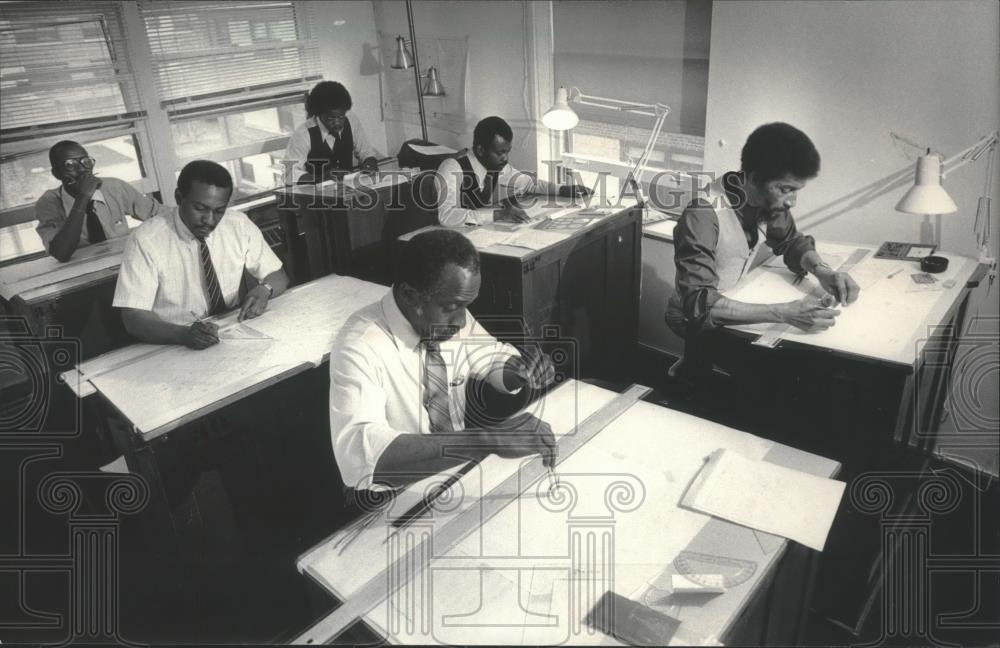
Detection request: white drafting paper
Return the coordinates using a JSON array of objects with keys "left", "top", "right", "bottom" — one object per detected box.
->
[
  {"left": 460, "top": 226, "right": 518, "bottom": 249},
  {"left": 408, "top": 143, "right": 458, "bottom": 156},
  {"left": 503, "top": 227, "right": 570, "bottom": 251},
  {"left": 0, "top": 238, "right": 125, "bottom": 300},
  {"left": 681, "top": 448, "right": 845, "bottom": 551}
]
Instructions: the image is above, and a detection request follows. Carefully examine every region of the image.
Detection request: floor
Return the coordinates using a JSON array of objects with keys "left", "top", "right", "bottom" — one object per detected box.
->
[{"left": 2, "top": 345, "right": 997, "bottom": 645}]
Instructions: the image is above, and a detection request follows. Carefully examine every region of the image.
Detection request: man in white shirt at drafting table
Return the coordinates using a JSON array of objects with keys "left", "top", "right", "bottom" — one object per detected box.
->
[
  {"left": 435, "top": 116, "right": 590, "bottom": 226},
  {"left": 329, "top": 229, "right": 557, "bottom": 492},
  {"left": 113, "top": 160, "right": 289, "bottom": 350}
]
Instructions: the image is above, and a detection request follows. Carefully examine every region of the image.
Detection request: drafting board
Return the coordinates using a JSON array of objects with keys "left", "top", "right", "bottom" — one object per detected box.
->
[
  {"left": 295, "top": 380, "right": 829, "bottom": 645},
  {"left": 62, "top": 274, "right": 386, "bottom": 440},
  {"left": 723, "top": 242, "right": 981, "bottom": 366},
  {"left": 0, "top": 236, "right": 128, "bottom": 301}
]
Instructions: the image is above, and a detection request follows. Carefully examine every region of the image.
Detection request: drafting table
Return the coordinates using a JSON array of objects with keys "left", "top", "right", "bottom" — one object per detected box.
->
[
  {"left": 399, "top": 197, "right": 643, "bottom": 382},
  {"left": 60, "top": 274, "right": 386, "bottom": 560},
  {"left": 0, "top": 235, "right": 133, "bottom": 359},
  {"left": 720, "top": 241, "right": 987, "bottom": 450},
  {"left": 277, "top": 170, "right": 419, "bottom": 285},
  {"left": 0, "top": 220, "right": 46, "bottom": 264},
  {"left": 296, "top": 380, "right": 841, "bottom": 646}
]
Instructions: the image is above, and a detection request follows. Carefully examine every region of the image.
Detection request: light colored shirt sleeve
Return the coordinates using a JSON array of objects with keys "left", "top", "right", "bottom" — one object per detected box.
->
[
  {"left": 112, "top": 230, "right": 159, "bottom": 312},
  {"left": 284, "top": 121, "right": 312, "bottom": 185},
  {"left": 435, "top": 157, "right": 492, "bottom": 227},
  {"left": 501, "top": 163, "right": 555, "bottom": 196},
  {"left": 351, "top": 118, "right": 377, "bottom": 164},
  {"left": 121, "top": 180, "right": 170, "bottom": 222},
  {"left": 329, "top": 335, "right": 408, "bottom": 490},
  {"left": 234, "top": 212, "right": 283, "bottom": 280},
  {"left": 34, "top": 189, "right": 65, "bottom": 252}
]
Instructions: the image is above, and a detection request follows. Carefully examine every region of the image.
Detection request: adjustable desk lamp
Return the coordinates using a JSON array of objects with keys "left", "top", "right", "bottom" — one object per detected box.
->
[{"left": 542, "top": 86, "right": 670, "bottom": 209}]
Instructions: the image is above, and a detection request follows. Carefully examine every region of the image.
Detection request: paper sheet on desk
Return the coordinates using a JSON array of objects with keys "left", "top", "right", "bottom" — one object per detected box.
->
[
  {"left": 461, "top": 226, "right": 518, "bottom": 249},
  {"left": 89, "top": 338, "right": 277, "bottom": 432},
  {"left": 681, "top": 449, "right": 845, "bottom": 551},
  {"left": 408, "top": 143, "right": 457, "bottom": 156},
  {"left": 0, "top": 240, "right": 123, "bottom": 300}
]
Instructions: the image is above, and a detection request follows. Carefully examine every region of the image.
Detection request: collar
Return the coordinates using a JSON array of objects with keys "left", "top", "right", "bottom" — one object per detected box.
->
[
  {"left": 467, "top": 153, "right": 489, "bottom": 182},
  {"left": 314, "top": 116, "right": 344, "bottom": 140},
  {"left": 722, "top": 171, "right": 766, "bottom": 227},
  {"left": 381, "top": 290, "right": 423, "bottom": 352},
  {"left": 169, "top": 206, "right": 201, "bottom": 243},
  {"left": 60, "top": 185, "right": 106, "bottom": 214}
]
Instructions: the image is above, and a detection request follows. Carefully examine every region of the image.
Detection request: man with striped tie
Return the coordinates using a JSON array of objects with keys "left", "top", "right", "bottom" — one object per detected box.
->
[
  {"left": 329, "top": 229, "right": 557, "bottom": 493},
  {"left": 113, "top": 160, "right": 288, "bottom": 349}
]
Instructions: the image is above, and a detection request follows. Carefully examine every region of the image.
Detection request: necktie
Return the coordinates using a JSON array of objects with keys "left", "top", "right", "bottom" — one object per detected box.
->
[
  {"left": 85, "top": 200, "right": 106, "bottom": 243},
  {"left": 199, "top": 238, "right": 227, "bottom": 316},
  {"left": 422, "top": 341, "right": 454, "bottom": 434}
]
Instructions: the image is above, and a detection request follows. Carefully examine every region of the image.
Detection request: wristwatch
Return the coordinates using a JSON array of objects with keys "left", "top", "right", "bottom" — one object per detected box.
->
[{"left": 258, "top": 282, "right": 274, "bottom": 297}]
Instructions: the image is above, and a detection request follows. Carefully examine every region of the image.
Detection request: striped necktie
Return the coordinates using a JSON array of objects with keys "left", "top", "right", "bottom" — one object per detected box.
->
[
  {"left": 199, "top": 238, "right": 227, "bottom": 316},
  {"left": 422, "top": 341, "right": 454, "bottom": 434}
]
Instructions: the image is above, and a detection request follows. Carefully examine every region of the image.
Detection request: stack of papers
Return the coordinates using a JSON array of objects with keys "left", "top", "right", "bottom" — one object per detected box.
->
[{"left": 681, "top": 448, "right": 845, "bottom": 551}]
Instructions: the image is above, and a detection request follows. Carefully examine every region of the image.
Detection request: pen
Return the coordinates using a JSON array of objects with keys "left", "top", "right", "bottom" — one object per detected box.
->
[
  {"left": 887, "top": 268, "right": 903, "bottom": 279},
  {"left": 386, "top": 460, "right": 478, "bottom": 535}
]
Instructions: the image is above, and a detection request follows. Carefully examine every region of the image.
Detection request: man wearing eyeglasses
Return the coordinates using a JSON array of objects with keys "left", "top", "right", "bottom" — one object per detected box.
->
[
  {"left": 34, "top": 140, "right": 169, "bottom": 262},
  {"left": 284, "top": 81, "right": 380, "bottom": 185}
]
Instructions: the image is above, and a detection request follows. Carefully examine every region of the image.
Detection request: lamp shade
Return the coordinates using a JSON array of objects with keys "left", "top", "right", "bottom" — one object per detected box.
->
[
  {"left": 422, "top": 66, "right": 445, "bottom": 96},
  {"left": 391, "top": 36, "right": 413, "bottom": 70},
  {"left": 542, "top": 86, "right": 579, "bottom": 131},
  {"left": 895, "top": 154, "right": 958, "bottom": 215}
]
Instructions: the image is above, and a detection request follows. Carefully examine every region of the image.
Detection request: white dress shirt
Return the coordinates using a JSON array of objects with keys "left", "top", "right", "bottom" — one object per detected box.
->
[
  {"left": 284, "top": 116, "right": 377, "bottom": 184},
  {"left": 329, "top": 290, "right": 521, "bottom": 490},
  {"left": 113, "top": 207, "right": 283, "bottom": 325},
  {"left": 435, "top": 155, "right": 556, "bottom": 226}
]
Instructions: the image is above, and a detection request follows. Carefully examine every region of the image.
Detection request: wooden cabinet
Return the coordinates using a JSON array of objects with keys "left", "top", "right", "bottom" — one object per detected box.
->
[
  {"left": 277, "top": 174, "right": 424, "bottom": 286},
  {"left": 471, "top": 207, "right": 642, "bottom": 382}
]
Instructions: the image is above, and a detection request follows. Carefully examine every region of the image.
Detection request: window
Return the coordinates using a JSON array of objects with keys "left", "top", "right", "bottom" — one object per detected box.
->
[
  {"left": 139, "top": 0, "right": 320, "bottom": 196},
  {"left": 552, "top": 0, "right": 712, "bottom": 213},
  {"left": 1, "top": 133, "right": 144, "bottom": 212},
  {"left": 0, "top": 1, "right": 150, "bottom": 221}
]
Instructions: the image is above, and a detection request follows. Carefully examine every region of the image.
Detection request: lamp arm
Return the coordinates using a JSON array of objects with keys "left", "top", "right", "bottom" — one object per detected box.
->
[
  {"left": 941, "top": 131, "right": 998, "bottom": 176},
  {"left": 626, "top": 105, "right": 671, "bottom": 207},
  {"left": 565, "top": 86, "right": 665, "bottom": 115}
]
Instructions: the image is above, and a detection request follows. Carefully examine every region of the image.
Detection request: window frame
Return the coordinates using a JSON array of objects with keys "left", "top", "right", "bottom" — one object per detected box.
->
[{"left": 0, "top": 2, "right": 159, "bottom": 228}]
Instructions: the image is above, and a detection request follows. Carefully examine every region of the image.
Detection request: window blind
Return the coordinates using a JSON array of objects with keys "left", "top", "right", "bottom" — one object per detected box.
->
[
  {"left": 0, "top": 1, "right": 142, "bottom": 135},
  {"left": 139, "top": 1, "right": 321, "bottom": 111}
]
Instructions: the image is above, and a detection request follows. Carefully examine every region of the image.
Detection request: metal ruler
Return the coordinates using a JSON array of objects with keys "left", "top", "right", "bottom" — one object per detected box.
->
[
  {"left": 752, "top": 247, "right": 870, "bottom": 348},
  {"left": 292, "top": 383, "right": 652, "bottom": 645}
]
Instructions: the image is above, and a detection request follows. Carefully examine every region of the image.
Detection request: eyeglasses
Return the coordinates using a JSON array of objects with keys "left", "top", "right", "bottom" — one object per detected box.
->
[{"left": 62, "top": 156, "right": 96, "bottom": 172}]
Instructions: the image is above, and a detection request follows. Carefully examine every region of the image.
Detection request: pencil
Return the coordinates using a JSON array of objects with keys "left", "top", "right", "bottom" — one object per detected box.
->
[{"left": 388, "top": 460, "right": 478, "bottom": 530}]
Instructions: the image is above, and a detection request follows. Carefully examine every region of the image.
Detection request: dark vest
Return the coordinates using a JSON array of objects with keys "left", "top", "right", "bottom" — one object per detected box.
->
[
  {"left": 455, "top": 155, "right": 499, "bottom": 209},
  {"left": 303, "top": 118, "right": 355, "bottom": 183}
]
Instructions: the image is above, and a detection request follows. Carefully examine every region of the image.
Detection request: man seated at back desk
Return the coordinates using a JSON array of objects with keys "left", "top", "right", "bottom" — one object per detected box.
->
[
  {"left": 285, "top": 80, "right": 380, "bottom": 185},
  {"left": 330, "top": 229, "right": 557, "bottom": 494},
  {"left": 113, "top": 160, "right": 289, "bottom": 350},
  {"left": 36, "top": 140, "right": 169, "bottom": 262},
  {"left": 436, "top": 116, "right": 590, "bottom": 226}
]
